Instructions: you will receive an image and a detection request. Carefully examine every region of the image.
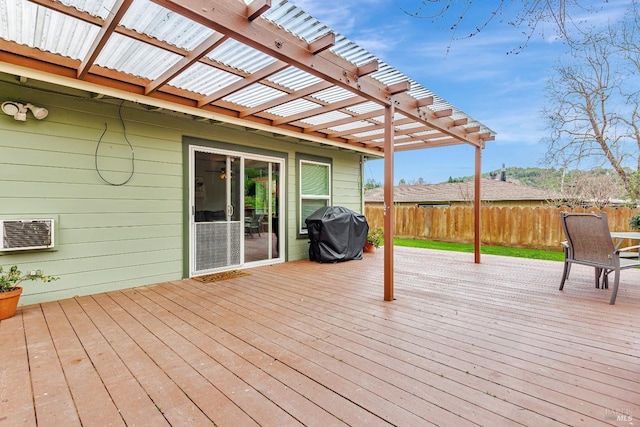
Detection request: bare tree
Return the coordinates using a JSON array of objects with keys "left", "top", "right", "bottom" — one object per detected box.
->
[
  {"left": 542, "top": 4, "right": 640, "bottom": 202},
  {"left": 398, "top": 1, "right": 613, "bottom": 54},
  {"left": 572, "top": 172, "right": 624, "bottom": 209}
]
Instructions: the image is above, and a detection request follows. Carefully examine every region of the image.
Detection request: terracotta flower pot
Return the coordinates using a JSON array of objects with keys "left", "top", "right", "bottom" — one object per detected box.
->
[
  {"left": 0, "top": 287, "right": 23, "bottom": 320},
  {"left": 363, "top": 241, "right": 376, "bottom": 252}
]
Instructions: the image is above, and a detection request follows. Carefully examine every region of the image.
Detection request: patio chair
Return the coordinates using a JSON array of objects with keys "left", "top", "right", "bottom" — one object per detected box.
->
[
  {"left": 245, "top": 214, "right": 263, "bottom": 238},
  {"left": 559, "top": 212, "right": 640, "bottom": 304}
]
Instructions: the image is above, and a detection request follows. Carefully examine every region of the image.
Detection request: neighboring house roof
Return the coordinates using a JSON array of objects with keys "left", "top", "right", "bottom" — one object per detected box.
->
[
  {"left": 364, "top": 179, "right": 564, "bottom": 203},
  {"left": 0, "top": 0, "right": 495, "bottom": 155}
]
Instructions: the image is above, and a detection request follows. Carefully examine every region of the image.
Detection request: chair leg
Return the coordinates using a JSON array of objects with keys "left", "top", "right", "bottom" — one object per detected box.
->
[
  {"left": 609, "top": 270, "right": 620, "bottom": 305},
  {"left": 594, "top": 268, "right": 601, "bottom": 289},
  {"left": 562, "top": 245, "right": 572, "bottom": 280},
  {"left": 560, "top": 261, "right": 570, "bottom": 290}
]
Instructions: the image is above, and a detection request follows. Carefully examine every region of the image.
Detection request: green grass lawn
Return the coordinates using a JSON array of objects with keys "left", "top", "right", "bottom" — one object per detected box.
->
[{"left": 393, "top": 238, "right": 565, "bottom": 262}]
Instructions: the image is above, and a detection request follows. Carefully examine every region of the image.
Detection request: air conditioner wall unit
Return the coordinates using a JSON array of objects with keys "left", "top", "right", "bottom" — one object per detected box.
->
[{"left": 0, "top": 219, "right": 55, "bottom": 251}]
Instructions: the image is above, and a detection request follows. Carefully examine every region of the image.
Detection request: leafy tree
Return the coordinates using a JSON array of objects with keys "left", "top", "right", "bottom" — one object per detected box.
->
[{"left": 364, "top": 178, "right": 382, "bottom": 190}]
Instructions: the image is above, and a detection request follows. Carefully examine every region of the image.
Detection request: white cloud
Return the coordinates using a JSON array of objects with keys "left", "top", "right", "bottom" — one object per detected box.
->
[{"left": 288, "top": 0, "right": 385, "bottom": 35}]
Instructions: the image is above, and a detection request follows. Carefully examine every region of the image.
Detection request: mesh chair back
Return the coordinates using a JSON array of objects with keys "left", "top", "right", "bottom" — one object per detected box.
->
[{"left": 561, "top": 212, "right": 616, "bottom": 267}]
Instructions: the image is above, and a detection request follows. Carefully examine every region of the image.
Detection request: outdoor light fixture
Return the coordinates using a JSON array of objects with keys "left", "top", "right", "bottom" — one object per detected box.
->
[{"left": 1, "top": 101, "right": 48, "bottom": 121}]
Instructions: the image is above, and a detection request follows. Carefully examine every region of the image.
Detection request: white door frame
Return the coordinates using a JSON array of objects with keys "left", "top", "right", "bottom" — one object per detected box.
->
[{"left": 189, "top": 145, "right": 284, "bottom": 277}]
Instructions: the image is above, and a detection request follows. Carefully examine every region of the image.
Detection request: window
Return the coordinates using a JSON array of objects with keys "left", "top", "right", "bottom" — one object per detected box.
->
[{"left": 299, "top": 159, "right": 331, "bottom": 234}]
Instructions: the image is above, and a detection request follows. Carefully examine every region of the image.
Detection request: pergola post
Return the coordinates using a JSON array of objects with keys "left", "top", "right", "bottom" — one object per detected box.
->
[
  {"left": 474, "top": 145, "right": 482, "bottom": 264},
  {"left": 384, "top": 103, "right": 395, "bottom": 301}
]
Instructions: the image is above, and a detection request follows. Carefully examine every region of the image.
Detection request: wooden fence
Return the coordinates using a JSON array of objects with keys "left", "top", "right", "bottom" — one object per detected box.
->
[{"left": 364, "top": 205, "right": 640, "bottom": 251}]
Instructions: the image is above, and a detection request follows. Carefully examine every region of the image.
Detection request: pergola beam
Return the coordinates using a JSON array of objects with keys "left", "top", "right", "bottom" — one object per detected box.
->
[
  {"left": 357, "top": 60, "right": 379, "bottom": 77},
  {"left": 434, "top": 108, "right": 453, "bottom": 118},
  {"left": 247, "top": 0, "right": 271, "bottom": 21},
  {"left": 146, "top": 33, "right": 228, "bottom": 95},
  {"left": 308, "top": 32, "right": 336, "bottom": 55},
  {"left": 78, "top": 0, "right": 133, "bottom": 79},
  {"left": 387, "top": 81, "right": 411, "bottom": 95},
  {"left": 417, "top": 96, "right": 434, "bottom": 107}
]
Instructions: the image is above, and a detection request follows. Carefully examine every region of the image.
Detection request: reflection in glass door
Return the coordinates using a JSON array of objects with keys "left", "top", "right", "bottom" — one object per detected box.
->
[
  {"left": 192, "top": 150, "right": 241, "bottom": 274},
  {"left": 244, "top": 160, "right": 280, "bottom": 262},
  {"left": 190, "top": 147, "right": 282, "bottom": 277}
]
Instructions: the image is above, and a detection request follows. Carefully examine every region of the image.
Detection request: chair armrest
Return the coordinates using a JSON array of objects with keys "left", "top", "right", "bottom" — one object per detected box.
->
[{"left": 617, "top": 245, "right": 640, "bottom": 253}]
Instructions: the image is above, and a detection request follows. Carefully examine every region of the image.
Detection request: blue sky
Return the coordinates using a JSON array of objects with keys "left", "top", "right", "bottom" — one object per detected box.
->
[{"left": 288, "top": 0, "right": 630, "bottom": 184}]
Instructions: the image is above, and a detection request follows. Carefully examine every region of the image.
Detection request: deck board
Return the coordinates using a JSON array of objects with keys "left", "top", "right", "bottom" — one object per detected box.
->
[
  {"left": 1, "top": 247, "right": 639, "bottom": 426},
  {"left": 57, "top": 297, "right": 170, "bottom": 427}
]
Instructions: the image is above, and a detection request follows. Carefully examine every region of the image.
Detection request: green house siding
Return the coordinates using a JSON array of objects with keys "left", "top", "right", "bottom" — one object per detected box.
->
[{"left": 0, "top": 77, "right": 365, "bottom": 305}]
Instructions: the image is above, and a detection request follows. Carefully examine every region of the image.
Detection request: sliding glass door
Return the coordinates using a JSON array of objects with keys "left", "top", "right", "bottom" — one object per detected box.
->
[{"left": 190, "top": 146, "right": 283, "bottom": 277}]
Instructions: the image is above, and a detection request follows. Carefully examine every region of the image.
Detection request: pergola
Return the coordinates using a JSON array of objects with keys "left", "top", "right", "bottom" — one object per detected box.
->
[{"left": 0, "top": 0, "right": 495, "bottom": 300}]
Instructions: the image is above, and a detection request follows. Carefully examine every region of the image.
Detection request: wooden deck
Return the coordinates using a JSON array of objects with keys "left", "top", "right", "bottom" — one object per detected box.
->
[{"left": 1, "top": 247, "right": 638, "bottom": 426}]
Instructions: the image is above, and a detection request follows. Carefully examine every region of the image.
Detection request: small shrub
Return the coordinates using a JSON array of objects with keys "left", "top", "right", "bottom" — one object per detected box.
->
[
  {"left": 629, "top": 213, "right": 640, "bottom": 230},
  {"left": 367, "top": 228, "right": 383, "bottom": 248}
]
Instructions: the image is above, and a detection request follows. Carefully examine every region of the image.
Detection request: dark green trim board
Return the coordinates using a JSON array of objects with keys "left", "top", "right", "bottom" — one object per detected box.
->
[{"left": 182, "top": 135, "right": 288, "bottom": 277}]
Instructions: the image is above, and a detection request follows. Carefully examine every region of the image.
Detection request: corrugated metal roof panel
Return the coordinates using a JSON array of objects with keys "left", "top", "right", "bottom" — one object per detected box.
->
[
  {"left": 354, "top": 129, "right": 383, "bottom": 138},
  {"left": 300, "top": 111, "right": 352, "bottom": 126},
  {"left": 97, "top": 32, "right": 181, "bottom": 80},
  {"left": 209, "top": 38, "right": 277, "bottom": 74},
  {"left": 224, "top": 84, "right": 286, "bottom": 108},
  {"left": 170, "top": 63, "right": 242, "bottom": 95},
  {"left": 345, "top": 102, "right": 381, "bottom": 115},
  {"left": 267, "top": 67, "right": 322, "bottom": 92},
  {"left": 397, "top": 122, "right": 426, "bottom": 131},
  {"left": 266, "top": 98, "right": 320, "bottom": 117},
  {"left": 330, "top": 121, "right": 378, "bottom": 133},
  {"left": 58, "top": 0, "right": 115, "bottom": 19},
  {"left": 311, "top": 86, "right": 355, "bottom": 104},
  {"left": 331, "top": 37, "right": 377, "bottom": 66},
  {"left": 413, "top": 130, "right": 444, "bottom": 137},
  {"left": 1, "top": 0, "right": 98, "bottom": 59},
  {"left": 265, "top": 0, "right": 332, "bottom": 43},
  {"left": 121, "top": 0, "right": 214, "bottom": 50}
]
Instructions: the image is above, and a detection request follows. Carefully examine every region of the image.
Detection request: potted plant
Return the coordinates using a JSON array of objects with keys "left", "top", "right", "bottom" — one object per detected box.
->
[
  {"left": 629, "top": 212, "right": 640, "bottom": 230},
  {"left": 0, "top": 265, "right": 58, "bottom": 320},
  {"left": 364, "top": 228, "right": 383, "bottom": 252}
]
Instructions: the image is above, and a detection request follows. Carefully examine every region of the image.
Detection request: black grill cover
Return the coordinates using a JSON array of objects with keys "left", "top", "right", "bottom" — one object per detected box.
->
[{"left": 306, "top": 206, "right": 369, "bottom": 263}]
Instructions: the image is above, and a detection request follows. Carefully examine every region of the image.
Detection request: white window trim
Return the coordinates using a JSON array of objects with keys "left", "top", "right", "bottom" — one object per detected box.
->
[{"left": 299, "top": 159, "right": 332, "bottom": 235}]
